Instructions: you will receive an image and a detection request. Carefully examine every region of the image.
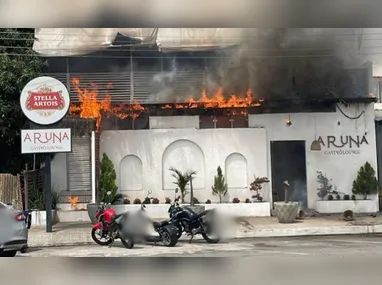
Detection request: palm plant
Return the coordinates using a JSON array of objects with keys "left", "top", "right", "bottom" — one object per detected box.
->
[{"left": 169, "top": 167, "right": 196, "bottom": 203}]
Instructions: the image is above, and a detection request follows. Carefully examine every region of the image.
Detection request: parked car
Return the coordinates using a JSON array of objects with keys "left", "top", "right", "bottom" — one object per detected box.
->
[{"left": 0, "top": 201, "right": 28, "bottom": 257}]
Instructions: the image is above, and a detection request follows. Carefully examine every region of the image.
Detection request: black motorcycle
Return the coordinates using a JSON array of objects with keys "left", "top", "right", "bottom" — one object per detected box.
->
[
  {"left": 121, "top": 204, "right": 179, "bottom": 247},
  {"left": 168, "top": 197, "right": 220, "bottom": 244}
]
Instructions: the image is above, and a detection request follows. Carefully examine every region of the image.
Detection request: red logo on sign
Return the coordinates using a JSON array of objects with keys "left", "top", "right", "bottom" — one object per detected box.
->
[{"left": 25, "top": 86, "right": 65, "bottom": 111}]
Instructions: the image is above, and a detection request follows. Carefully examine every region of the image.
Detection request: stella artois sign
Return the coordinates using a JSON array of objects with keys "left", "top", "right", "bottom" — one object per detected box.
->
[{"left": 20, "top": 76, "right": 70, "bottom": 125}]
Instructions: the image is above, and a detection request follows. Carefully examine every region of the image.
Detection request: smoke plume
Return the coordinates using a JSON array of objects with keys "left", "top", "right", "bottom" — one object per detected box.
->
[
  {"left": 203, "top": 28, "right": 368, "bottom": 100},
  {"left": 150, "top": 28, "right": 371, "bottom": 103}
]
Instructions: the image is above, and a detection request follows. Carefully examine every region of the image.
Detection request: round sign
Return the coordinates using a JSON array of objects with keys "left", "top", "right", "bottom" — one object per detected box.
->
[{"left": 20, "top": 76, "right": 70, "bottom": 125}]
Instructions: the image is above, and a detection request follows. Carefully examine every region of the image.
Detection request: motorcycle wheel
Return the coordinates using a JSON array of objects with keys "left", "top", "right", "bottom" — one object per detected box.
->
[
  {"left": 201, "top": 221, "right": 220, "bottom": 244},
  {"left": 121, "top": 237, "right": 134, "bottom": 249},
  {"left": 201, "top": 232, "right": 220, "bottom": 244},
  {"left": 161, "top": 229, "right": 178, "bottom": 247},
  {"left": 91, "top": 228, "right": 112, "bottom": 246}
]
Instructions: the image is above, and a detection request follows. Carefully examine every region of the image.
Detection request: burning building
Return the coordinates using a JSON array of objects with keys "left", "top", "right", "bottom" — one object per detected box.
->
[{"left": 34, "top": 28, "right": 380, "bottom": 215}]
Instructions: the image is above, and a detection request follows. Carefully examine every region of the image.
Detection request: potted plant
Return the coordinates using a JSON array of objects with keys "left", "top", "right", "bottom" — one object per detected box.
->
[
  {"left": 165, "top": 197, "right": 172, "bottom": 204},
  {"left": 152, "top": 198, "right": 160, "bottom": 204},
  {"left": 274, "top": 181, "right": 299, "bottom": 223},
  {"left": 250, "top": 176, "right": 269, "bottom": 202},
  {"left": 87, "top": 153, "right": 124, "bottom": 224},
  {"left": 133, "top": 198, "right": 141, "bottom": 204},
  {"left": 232, "top": 198, "right": 240, "bottom": 203},
  {"left": 352, "top": 162, "right": 378, "bottom": 200},
  {"left": 169, "top": 167, "right": 204, "bottom": 214},
  {"left": 211, "top": 166, "right": 228, "bottom": 203},
  {"left": 169, "top": 167, "right": 195, "bottom": 204},
  {"left": 317, "top": 171, "right": 338, "bottom": 200},
  {"left": 29, "top": 188, "right": 59, "bottom": 227}
]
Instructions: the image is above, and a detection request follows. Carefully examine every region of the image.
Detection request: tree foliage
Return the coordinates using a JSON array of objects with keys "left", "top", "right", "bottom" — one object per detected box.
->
[
  {"left": 99, "top": 153, "right": 122, "bottom": 204},
  {"left": 211, "top": 166, "right": 228, "bottom": 203},
  {"left": 0, "top": 28, "right": 45, "bottom": 173},
  {"left": 352, "top": 162, "right": 378, "bottom": 199},
  {"left": 250, "top": 176, "right": 269, "bottom": 202}
]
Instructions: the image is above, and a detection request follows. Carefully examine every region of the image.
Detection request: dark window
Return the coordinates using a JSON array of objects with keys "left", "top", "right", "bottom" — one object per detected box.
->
[{"left": 101, "top": 116, "right": 150, "bottom": 130}]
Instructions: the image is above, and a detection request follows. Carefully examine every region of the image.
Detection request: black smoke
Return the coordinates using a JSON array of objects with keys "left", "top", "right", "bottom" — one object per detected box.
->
[
  {"left": 44, "top": 29, "right": 372, "bottom": 104},
  {"left": 204, "top": 28, "right": 371, "bottom": 100}
]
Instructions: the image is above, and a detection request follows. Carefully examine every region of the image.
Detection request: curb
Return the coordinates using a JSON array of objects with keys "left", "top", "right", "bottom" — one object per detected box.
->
[
  {"left": 236, "top": 224, "right": 382, "bottom": 238},
  {"left": 28, "top": 224, "right": 382, "bottom": 248}
]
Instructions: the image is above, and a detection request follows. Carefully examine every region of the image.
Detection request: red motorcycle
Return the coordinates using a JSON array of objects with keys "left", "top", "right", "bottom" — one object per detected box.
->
[{"left": 91, "top": 194, "right": 134, "bottom": 249}]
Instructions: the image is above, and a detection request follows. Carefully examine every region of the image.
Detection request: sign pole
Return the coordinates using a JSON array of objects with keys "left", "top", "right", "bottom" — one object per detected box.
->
[
  {"left": 20, "top": 76, "right": 71, "bottom": 234},
  {"left": 44, "top": 153, "right": 52, "bottom": 233}
]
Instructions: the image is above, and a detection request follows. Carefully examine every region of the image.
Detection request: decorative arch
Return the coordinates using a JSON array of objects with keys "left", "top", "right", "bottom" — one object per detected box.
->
[
  {"left": 225, "top": 153, "right": 248, "bottom": 189},
  {"left": 120, "top": 155, "right": 143, "bottom": 191},
  {"left": 162, "top": 139, "right": 205, "bottom": 190}
]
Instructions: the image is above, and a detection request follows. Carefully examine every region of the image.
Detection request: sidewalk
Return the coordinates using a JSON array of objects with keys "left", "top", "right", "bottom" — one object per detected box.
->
[{"left": 28, "top": 214, "right": 382, "bottom": 247}]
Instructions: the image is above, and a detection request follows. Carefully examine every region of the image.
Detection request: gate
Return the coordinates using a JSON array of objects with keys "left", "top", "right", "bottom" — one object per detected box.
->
[{"left": 0, "top": 174, "right": 23, "bottom": 210}]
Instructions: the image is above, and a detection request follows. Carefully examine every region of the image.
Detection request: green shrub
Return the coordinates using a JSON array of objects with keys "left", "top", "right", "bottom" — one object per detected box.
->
[
  {"left": 352, "top": 162, "right": 378, "bottom": 200},
  {"left": 99, "top": 153, "right": 123, "bottom": 204},
  {"left": 29, "top": 188, "right": 58, "bottom": 210},
  {"left": 212, "top": 166, "right": 228, "bottom": 203}
]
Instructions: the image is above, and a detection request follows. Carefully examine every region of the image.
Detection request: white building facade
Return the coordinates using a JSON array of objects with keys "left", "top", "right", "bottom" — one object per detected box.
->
[{"left": 51, "top": 101, "right": 378, "bottom": 213}]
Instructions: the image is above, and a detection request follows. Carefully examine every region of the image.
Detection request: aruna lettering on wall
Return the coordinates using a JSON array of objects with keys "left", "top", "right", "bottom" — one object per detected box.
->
[{"left": 316, "top": 135, "right": 368, "bottom": 155}]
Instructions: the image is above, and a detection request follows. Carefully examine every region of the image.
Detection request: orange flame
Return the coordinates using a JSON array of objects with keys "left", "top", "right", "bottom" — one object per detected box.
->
[
  {"left": 68, "top": 196, "right": 80, "bottom": 204},
  {"left": 69, "top": 78, "right": 145, "bottom": 131},
  {"left": 161, "top": 88, "right": 263, "bottom": 110},
  {"left": 69, "top": 78, "right": 264, "bottom": 131},
  {"left": 68, "top": 196, "right": 80, "bottom": 210}
]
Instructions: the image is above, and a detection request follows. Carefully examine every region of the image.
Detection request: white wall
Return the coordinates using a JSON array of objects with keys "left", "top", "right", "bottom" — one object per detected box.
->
[
  {"left": 51, "top": 153, "right": 67, "bottom": 192},
  {"left": 149, "top": 116, "right": 200, "bottom": 129},
  {"left": 100, "top": 127, "right": 268, "bottom": 203},
  {"left": 248, "top": 103, "right": 377, "bottom": 209},
  {"left": 52, "top": 103, "right": 378, "bottom": 211}
]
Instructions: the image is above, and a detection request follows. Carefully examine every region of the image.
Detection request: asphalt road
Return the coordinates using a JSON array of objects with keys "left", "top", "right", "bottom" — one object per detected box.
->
[
  {"left": 17, "top": 234, "right": 382, "bottom": 257},
  {"left": 7, "top": 235, "right": 382, "bottom": 284}
]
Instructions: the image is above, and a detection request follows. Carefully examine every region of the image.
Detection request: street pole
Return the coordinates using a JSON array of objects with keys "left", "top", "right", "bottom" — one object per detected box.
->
[{"left": 44, "top": 153, "right": 52, "bottom": 233}]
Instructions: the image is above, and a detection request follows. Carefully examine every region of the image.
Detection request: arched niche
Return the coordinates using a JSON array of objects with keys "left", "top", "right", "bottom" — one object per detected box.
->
[
  {"left": 162, "top": 139, "right": 205, "bottom": 190},
  {"left": 225, "top": 153, "right": 248, "bottom": 189},
  {"left": 120, "top": 155, "right": 143, "bottom": 191}
]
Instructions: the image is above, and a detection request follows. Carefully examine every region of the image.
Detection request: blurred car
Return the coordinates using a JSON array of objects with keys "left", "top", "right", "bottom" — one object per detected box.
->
[{"left": 0, "top": 201, "right": 28, "bottom": 257}]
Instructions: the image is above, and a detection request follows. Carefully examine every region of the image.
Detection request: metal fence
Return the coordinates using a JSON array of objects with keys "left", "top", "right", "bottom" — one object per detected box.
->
[
  {"left": 44, "top": 70, "right": 206, "bottom": 104},
  {"left": 21, "top": 167, "right": 45, "bottom": 210}
]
